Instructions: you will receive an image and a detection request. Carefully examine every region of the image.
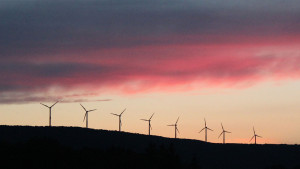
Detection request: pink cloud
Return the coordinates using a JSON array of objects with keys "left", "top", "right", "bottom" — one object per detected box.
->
[
  {"left": 1, "top": 34, "right": 300, "bottom": 103},
  {"left": 2, "top": 0, "right": 300, "bottom": 104}
]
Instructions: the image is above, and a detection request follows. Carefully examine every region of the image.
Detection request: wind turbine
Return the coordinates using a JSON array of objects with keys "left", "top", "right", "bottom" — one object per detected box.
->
[
  {"left": 40, "top": 101, "right": 59, "bottom": 127},
  {"left": 250, "top": 127, "right": 262, "bottom": 144},
  {"left": 140, "top": 113, "right": 154, "bottom": 135},
  {"left": 218, "top": 123, "right": 231, "bottom": 144},
  {"left": 111, "top": 109, "right": 126, "bottom": 132},
  {"left": 199, "top": 118, "right": 213, "bottom": 142},
  {"left": 80, "top": 104, "right": 96, "bottom": 128},
  {"left": 167, "top": 117, "right": 180, "bottom": 138}
]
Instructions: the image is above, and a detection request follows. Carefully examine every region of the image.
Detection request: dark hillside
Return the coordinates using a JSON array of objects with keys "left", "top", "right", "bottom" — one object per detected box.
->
[{"left": 0, "top": 125, "right": 299, "bottom": 169}]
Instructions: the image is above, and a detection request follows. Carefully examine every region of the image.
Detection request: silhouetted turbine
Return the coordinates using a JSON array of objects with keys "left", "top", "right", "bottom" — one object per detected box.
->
[
  {"left": 141, "top": 113, "right": 154, "bottom": 135},
  {"left": 250, "top": 127, "right": 262, "bottom": 144},
  {"left": 199, "top": 118, "right": 213, "bottom": 142},
  {"left": 167, "top": 117, "right": 180, "bottom": 138},
  {"left": 111, "top": 109, "right": 126, "bottom": 132},
  {"left": 218, "top": 123, "right": 231, "bottom": 144},
  {"left": 80, "top": 104, "right": 96, "bottom": 128},
  {"left": 40, "top": 101, "right": 59, "bottom": 127}
]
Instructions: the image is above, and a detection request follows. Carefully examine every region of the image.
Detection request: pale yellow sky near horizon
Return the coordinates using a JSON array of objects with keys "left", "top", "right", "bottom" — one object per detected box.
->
[{"left": 0, "top": 80, "right": 300, "bottom": 144}]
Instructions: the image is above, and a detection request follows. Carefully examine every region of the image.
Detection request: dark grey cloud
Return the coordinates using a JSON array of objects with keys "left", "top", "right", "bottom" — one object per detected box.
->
[
  {"left": 1, "top": 0, "right": 300, "bottom": 58},
  {"left": 0, "top": 62, "right": 115, "bottom": 92}
]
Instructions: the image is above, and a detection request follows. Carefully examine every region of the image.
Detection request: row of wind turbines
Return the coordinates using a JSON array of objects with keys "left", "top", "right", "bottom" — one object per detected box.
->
[{"left": 40, "top": 101, "right": 262, "bottom": 144}]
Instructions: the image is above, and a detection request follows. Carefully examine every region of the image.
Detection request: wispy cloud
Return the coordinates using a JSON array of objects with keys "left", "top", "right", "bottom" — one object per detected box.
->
[{"left": 0, "top": 91, "right": 111, "bottom": 104}]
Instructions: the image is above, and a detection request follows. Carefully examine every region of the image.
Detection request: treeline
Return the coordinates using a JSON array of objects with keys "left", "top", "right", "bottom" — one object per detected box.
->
[
  {"left": 1, "top": 138, "right": 299, "bottom": 169},
  {"left": 1, "top": 126, "right": 300, "bottom": 169},
  {"left": 0, "top": 138, "right": 188, "bottom": 169}
]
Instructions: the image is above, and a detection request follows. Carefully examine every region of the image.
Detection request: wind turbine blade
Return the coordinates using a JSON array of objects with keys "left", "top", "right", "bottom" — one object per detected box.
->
[
  {"left": 218, "top": 132, "right": 223, "bottom": 138},
  {"left": 176, "top": 127, "right": 180, "bottom": 134},
  {"left": 140, "top": 119, "right": 148, "bottom": 121},
  {"left": 83, "top": 112, "right": 87, "bottom": 122},
  {"left": 257, "top": 135, "right": 262, "bottom": 138},
  {"left": 176, "top": 116, "right": 180, "bottom": 124},
  {"left": 221, "top": 123, "right": 224, "bottom": 130},
  {"left": 51, "top": 101, "right": 59, "bottom": 107},
  {"left": 207, "top": 127, "right": 213, "bottom": 131},
  {"left": 88, "top": 109, "right": 96, "bottom": 112},
  {"left": 253, "top": 127, "right": 256, "bottom": 135},
  {"left": 199, "top": 128, "right": 205, "bottom": 133},
  {"left": 111, "top": 113, "right": 119, "bottom": 116},
  {"left": 120, "top": 108, "right": 126, "bottom": 115},
  {"left": 167, "top": 124, "right": 175, "bottom": 126},
  {"left": 80, "top": 104, "right": 87, "bottom": 111},
  {"left": 40, "top": 103, "right": 49, "bottom": 108},
  {"left": 250, "top": 135, "right": 255, "bottom": 142},
  {"left": 225, "top": 131, "right": 231, "bottom": 133},
  {"left": 149, "top": 113, "right": 154, "bottom": 120},
  {"left": 204, "top": 118, "right": 206, "bottom": 127}
]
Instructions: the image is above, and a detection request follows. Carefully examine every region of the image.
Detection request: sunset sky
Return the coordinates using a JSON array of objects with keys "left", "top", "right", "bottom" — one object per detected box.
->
[{"left": 1, "top": 0, "right": 300, "bottom": 144}]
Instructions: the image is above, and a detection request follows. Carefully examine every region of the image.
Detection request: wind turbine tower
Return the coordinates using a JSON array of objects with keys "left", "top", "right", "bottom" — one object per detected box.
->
[
  {"left": 199, "top": 118, "right": 213, "bottom": 142},
  {"left": 167, "top": 117, "right": 180, "bottom": 138},
  {"left": 40, "top": 101, "right": 59, "bottom": 127},
  {"left": 141, "top": 113, "right": 154, "bottom": 135},
  {"left": 111, "top": 109, "right": 126, "bottom": 132},
  {"left": 218, "top": 123, "right": 231, "bottom": 144},
  {"left": 80, "top": 104, "right": 96, "bottom": 128}
]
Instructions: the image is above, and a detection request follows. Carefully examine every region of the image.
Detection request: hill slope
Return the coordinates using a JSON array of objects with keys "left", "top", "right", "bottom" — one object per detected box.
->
[{"left": 0, "top": 125, "right": 299, "bottom": 169}]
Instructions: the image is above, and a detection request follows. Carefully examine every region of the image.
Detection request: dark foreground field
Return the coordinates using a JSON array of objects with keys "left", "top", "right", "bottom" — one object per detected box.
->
[{"left": 0, "top": 125, "right": 299, "bottom": 169}]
